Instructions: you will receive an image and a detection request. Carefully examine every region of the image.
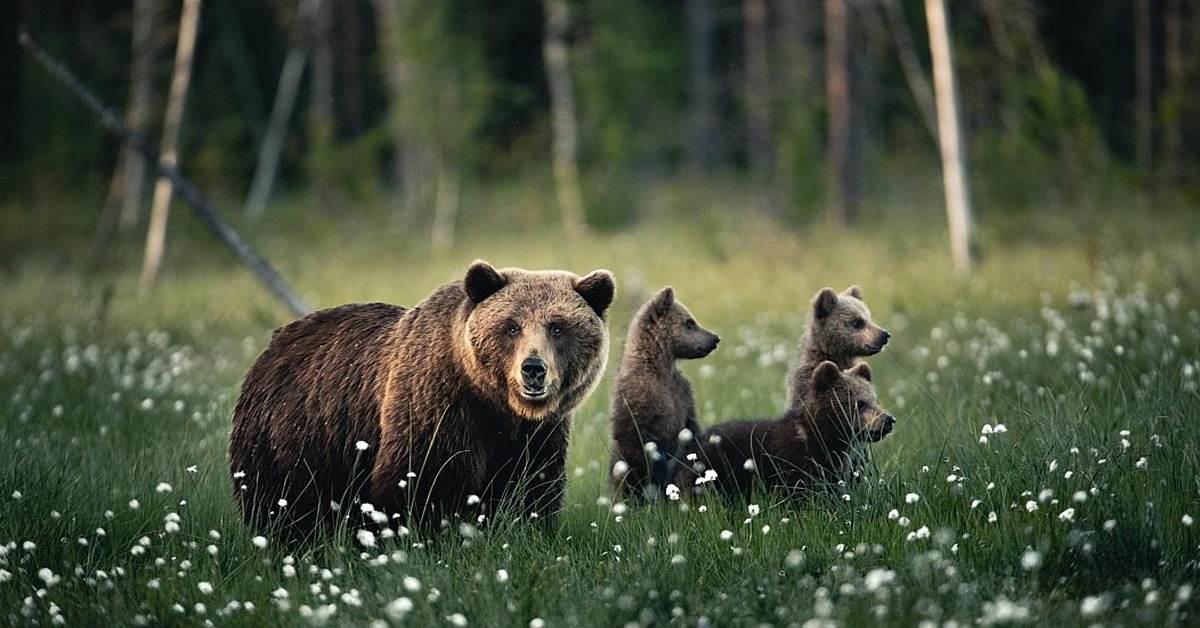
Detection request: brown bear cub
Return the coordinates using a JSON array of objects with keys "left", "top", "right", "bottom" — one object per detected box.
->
[
  {"left": 676, "top": 361, "right": 895, "bottom": 502},
  {"left": 229, "top": 260, "right": 615, "bottom": 540},
  {"left": 609, "top": 287, "right": 720, "bottom": 501},
  {"left": 785, "top": 286, "right": 889, "bottom": 413}
]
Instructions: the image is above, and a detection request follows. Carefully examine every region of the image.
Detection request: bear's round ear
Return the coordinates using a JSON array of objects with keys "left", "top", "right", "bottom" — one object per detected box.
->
[
  {"left": 651, "top": 286, "right": 676, "bottom": 318},
  {"left": 813, "top": 288, "right": 840, "bottom": 320},
  {"left": 843, "top": 285, "right": 864, "bottom": 301},
  {"left": 812, "top": 360, "right": 842, "bottom": 391},
  {"left": 464, "top": 260, "right": 507, "bottom": 304},
  {"left": 576, "top": 270, "right": 616, "bottom": 319},
  {"left": 848, "top": 361, "right": 872, "bottom": 382}
]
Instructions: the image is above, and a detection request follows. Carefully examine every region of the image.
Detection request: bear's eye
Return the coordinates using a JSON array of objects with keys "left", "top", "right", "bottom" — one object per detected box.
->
[
  {"left": 549, "top": 323, "right": 565, "bottom": 338},
  {"left": 851, "top": 318, "right": 866, "bottom": 330},
  {"left": 506, "top": 323, "right": 521, "bottom": 337},
  {"left": 684, "top": 319, "right": 697, "bottom": 330}
]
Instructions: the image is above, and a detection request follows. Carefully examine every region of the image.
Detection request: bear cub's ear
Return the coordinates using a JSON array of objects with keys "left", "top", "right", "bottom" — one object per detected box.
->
[
  {"left": 813, "top": 288, "right": 840, "bottom": 320},
  {"left": 465, "top": 260, "right": 508, "bottom": 304},
  {"left": 847, "top": 361, "right": 872, "bottom": 382},
  {"left": 651, "top": 286, "right": 676, "bottom": 319},
  {"left": 576, "top": 270, "right": 616, "bottom": 319},
  {"left": 843, "top": 285, "right": 864, "bottom": 300},
  {"left": 812, "top": 360, "right": 843, "bottom": 391}
]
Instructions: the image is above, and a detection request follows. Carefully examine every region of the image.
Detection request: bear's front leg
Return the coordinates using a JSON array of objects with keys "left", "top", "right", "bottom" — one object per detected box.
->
[{"left": 515, "top": 420, "right": 570, "bottom": 525}]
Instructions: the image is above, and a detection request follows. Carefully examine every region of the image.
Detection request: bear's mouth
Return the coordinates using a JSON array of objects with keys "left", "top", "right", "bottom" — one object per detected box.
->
[
  {"left": 866, "top": 416, "right": 896, "bottom": 442},
  {"left": 520, "top": 385, "right": 550, "bottom": 401}
]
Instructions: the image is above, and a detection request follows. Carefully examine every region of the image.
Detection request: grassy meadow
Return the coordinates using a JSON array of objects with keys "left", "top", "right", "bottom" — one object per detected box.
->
[{"left": 2, "top": 186, "right": 1199, "bottom": 626}]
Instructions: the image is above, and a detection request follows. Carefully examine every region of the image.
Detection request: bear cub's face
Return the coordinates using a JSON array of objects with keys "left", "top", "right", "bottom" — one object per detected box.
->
[
  {"left": 812, "top": 286, "right": 890, "bottom": 359},
  {"left": 812, "top": 361, "right": 896, "bottom": 442},
  {"left": 645, "top": 286, "right": 720, "bottom": 360},
  {"left": 464, "top": 261, "right": 615, "bottom": 421}
]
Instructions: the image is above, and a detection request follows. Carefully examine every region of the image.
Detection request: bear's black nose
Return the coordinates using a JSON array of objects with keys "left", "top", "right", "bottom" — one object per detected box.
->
[{"left": 521, "top": 357, "right": 548, "bottom": 388}]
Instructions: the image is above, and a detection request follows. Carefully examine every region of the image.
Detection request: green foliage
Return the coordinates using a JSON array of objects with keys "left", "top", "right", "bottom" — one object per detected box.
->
[{"left": 1, "top": 190, "right": 1198, "bottom": 624}]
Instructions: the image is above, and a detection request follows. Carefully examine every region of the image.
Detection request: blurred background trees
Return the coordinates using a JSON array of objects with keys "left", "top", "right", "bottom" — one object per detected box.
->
[{"left": 2, "top": 0, "right": 1198, "bottom": 240}]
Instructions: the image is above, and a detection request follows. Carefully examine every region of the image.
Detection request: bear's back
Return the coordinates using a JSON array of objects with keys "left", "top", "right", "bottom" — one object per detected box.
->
[{"left": 230, "top": 303, "right": 406, "bottom": 534}]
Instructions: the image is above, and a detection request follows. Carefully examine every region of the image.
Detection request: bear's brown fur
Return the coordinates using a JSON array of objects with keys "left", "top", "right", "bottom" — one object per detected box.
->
[
  {"left": 609, "top": 287, "right": 720, "bottom": 500},
  {"left": 676, "top": 361, "right": 894, "bottom": 502},
  {"left": 784, "top": 286, "right": 889, "bottom": 414},
  {"left": 229, "top": 260, "right": 615, "bottom": 539}
]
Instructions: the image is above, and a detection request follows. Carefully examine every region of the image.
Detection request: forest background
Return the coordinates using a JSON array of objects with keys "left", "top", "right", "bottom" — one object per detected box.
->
[{"left": 2, "top": 0, "right": 1198, "bottom": 260}]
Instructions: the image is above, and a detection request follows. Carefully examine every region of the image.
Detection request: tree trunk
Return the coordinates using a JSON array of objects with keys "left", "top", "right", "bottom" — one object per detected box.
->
[
  {"left": 876, "top": 0, "right": 938, "bottom": 139},
  {"left": 685, "top": 0, "right": 721, "bottom": 173},
  {"left": 92, "top": 0, "right": 160, "bottom": 263},
  {"left": 743, "top": 0, "right": 772, "bottom": 175},
  {"left": 430, "top": 151, "right": 459, "bottom": 255},
  {"left": 1135, "top": 0, "right": 1153, "bottom": 180},
  {"left": 371, "top": 0, "right": 435, "bottom": 224},
  {"left": 140, "top": 0, "right": 203, "bottom": 292},
  {"left": 120, "top": 0, "right": 160, "bottom": 228},
  {"left": 214, "top": 0, "right": 267, "bottom": 147},
  {"left": 925, "top": 0, "right": 973, "bottom": 276},
  {"left": 824, "top": 0, "right": 858, "bottom": 227},
  {"left": 335, "top": 0, "right": 366, "bottom": 136},
  {"left": 1164, "top": 0, "right": 1183, "bottom": 184},
  {"left": 245, "top": 0, "right": 320, "bottom": 219},
  {"left": 308, "top": 0, "right": 337, "bottom": 211},
  {"left": 543, "top": 0, "right": 587, "bottom": 238}
]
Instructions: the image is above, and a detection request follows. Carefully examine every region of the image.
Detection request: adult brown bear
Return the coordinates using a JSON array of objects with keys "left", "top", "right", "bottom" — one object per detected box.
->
[{"left": 229, "top": 260, "right": 615, "bottom": 540}]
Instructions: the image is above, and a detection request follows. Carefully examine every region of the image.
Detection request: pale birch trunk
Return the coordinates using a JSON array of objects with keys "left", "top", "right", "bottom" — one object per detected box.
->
[
  {"left": 543, "top": 0, "right": 587, "bottom": 238},
  {"left": 925, "top": 0, "right": 973, "bottom": 276},
  {"left": 140, "top": 0, "right": 203, "bottom": 292},
  {"left": 245, "top": 0, "right": 321, "bottom": 219}
]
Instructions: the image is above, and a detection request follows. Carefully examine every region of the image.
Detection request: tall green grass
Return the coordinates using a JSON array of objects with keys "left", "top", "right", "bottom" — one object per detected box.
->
[{"left": 1, "top": 193, "right": 1198, "bottom": 625}]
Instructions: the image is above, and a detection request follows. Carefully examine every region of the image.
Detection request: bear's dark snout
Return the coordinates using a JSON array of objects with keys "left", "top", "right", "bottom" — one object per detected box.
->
[{"left": 521, "top": 357, "right": 548, "bottom": 390}]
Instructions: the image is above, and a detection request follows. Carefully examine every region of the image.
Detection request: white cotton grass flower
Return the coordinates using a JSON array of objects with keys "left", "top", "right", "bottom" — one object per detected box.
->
[
  {"left": 863, "top": 568, "right": 896, "bottom": 593},
  {"left": 611, "top": 460, "right": 630, "bottom": 479},
  {"left": 403, "top": 576, "right": 422, "bottom": 592},
  {"left": 386, "top": 597, "right": 414, "bottom": 620},
  {"left": 1183, "top": 514, "right": 1194, "bottom": 527},
  {"left": 447, "top": 613, "right": 468, "bottom": 627},
  {"left": 979, "top": 596, "right": 1031, "bottom": 625},
  {"left": 1080, "top": 594, "right": 1110, "bottom": 617},
  {"left": 155, "top": 482, "right": 173, "bottom": 494},
  {"left": 1059, "top": 508, "right": 1076, "bottom": 522},
  {"left": 1020, "top": 549, "right": 1042, "bottom": 571},
  {"left": 905, "top": 493, "right": 920, "bottom": 504},
  {"left": 356, "top": 529, "right": 376, "bottom": 548},
  {"left": 719, "top": 530, "right": 734, "bottom": 541},
  {"left": 252, "top": 536, "right": 268, "bottom": 549},
  {"left": 355, "top": 440, "right": 369, "bottom": 451},
  {"left": 496, "top": 569, "right": 509, "bottom": 583},
  {"left": 198, "top": 582, "right": 214, "bottom": 595}
]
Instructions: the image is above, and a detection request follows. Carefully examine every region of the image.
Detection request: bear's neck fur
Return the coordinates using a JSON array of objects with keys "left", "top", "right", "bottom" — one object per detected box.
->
[{"left": 623, "top": 319, "right": 681, "bottom": 377}]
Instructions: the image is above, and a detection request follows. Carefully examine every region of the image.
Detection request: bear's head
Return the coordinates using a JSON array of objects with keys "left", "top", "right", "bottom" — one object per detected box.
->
[
  {"left": 810, "top": 286, "right": 890, "bottom": 361},
  {"left": 462, "top": 260, "right": 615, "bottom": 421},
  {"left": 811, "top": 360, "right": 896, "bottom": 443},
  {"left": 637, "top": 286, "right": 721, "bottom": 360}
]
